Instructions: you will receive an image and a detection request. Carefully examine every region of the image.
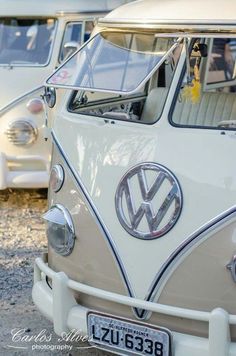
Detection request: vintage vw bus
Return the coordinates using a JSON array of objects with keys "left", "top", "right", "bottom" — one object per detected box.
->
[
  {"left": 33, "top": 0, "right": 236, "bottom": 354},
  {"left": 0, "top": 0, "right": 127, "bottom": 189}
]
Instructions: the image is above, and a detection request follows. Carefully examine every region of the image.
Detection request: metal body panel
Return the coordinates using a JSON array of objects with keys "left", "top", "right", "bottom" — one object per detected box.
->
[
  {"left": 103, "top": 0, "right": 236, "bottom": 25},
  {"left": 47, "top": 142, "right": 236, "bottom": 339},
  {"left": 34, "top": 0, "right": 236, "bottom": 352},
  {"left": 52, "top": 93, "right": 236, "bottom": 300},
  {"left": 48, "top": 145, "right": 128, "bottom": 297}
]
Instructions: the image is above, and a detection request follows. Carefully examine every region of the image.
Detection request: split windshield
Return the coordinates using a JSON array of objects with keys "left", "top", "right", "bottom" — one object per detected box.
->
[
  {"left": 46, "top": 32, "right": 181, "bottom": 94},
  {"left": 0, "top": 18, "right": 56, "bottom": 66}
]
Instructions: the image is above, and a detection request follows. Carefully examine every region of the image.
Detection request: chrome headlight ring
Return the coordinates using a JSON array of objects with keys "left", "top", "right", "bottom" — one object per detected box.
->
[
  {"left": 5, "top": 120, "right": 38, "bottom": 146},
  {"left": 43, "top": 204, "right": 75, "bottom": 256}
]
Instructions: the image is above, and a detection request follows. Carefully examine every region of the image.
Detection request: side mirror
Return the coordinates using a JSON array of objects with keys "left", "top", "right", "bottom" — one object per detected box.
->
[
  {"left": 63, "top": 41, "right": 79, "bottom": 60},
  {"left": 44, "top": 87, "right": 56, "bottom": 108}
]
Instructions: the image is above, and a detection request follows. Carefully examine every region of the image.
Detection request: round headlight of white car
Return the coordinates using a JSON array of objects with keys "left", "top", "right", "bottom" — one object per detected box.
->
[
  {"left": 43, "top": 204, "right": 75, "bottom": 256},
  {"left": 5, "top": 120, "right": 38, "bottom": 145}
]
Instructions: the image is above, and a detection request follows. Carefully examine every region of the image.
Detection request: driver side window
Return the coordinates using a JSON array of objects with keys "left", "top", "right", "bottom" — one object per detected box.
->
[
  {"left": 68, "top": 57, "right": 180, "bottom": 124},
  {"left": 59, "top": 21, "right": 94, "bottom": 63},
  {"left": 59, "top": 22, "right": 82, "bottom": 63}
]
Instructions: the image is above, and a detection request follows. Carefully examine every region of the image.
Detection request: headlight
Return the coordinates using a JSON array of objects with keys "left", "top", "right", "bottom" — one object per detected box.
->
[
  {"left": 43, "top": 204, "right": 75, "bottom": 256},
  {"left": 5, "top": 120, "right": 38, "bottom": 145},
  {"left": 49, "top": 165, "right": 64, "bottom": 193},
  {"left": 26, "top": 98, "right": 44, "bottom": 114}
]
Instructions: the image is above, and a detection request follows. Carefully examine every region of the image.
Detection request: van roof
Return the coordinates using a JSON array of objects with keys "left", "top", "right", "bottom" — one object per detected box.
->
[
  {"left": 99, "top": 0, "right": 236, "bottom": 32},
  {"left": 0, "top": 0, "right": 128, "bottom": 17}
]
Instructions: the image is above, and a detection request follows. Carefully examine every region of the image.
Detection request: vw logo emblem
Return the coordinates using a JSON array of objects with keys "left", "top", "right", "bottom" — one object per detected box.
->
[{"left": 115, "top": 163, "right": 182, "bottom": 240}]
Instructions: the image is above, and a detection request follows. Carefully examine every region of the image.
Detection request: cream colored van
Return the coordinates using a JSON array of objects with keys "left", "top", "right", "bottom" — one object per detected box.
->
[
  {"left": 33, "top": 0, "right": 236, "bottom": 355},
  {"left": 0, "top": 0, "right": 127, "bottom": 189}
]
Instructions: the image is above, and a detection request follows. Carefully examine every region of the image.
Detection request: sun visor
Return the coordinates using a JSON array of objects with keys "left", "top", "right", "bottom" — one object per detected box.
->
[{"left": 46, "top": 32, "right": 182, "bottom": 95}]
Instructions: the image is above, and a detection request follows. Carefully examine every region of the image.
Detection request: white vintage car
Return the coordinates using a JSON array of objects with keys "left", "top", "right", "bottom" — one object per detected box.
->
[
  {"left": 33, "top": 0, "right": 236, "bottom": 355},
  {"left": 0, "top": 0, "right": 127, "bottom": 189}
]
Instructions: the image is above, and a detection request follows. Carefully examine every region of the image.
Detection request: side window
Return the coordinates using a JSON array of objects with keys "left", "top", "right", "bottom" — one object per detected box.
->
[
  {"left": 59, "top": 22, "right": 82, "bottom": 63},
  {"left": 171, "top": 37, "right": 236, "bottom": 130},
  {"left": 68, "top": 38, "right": 183, "bottom": 124},
  {"left": 207, "top": 38, "right": 236, "bottom": 84},
  {"left": 69, "top": 90, "right": 146, "bottom": 122},
  {"left": 84, "top": 21, "right": 94, "bottom": 42},
  {"left": 59, "top": 21, "right": 95, "bottom": 63},
  {"left": 68, "top": 56, "right": 181, "bottom": 124}
]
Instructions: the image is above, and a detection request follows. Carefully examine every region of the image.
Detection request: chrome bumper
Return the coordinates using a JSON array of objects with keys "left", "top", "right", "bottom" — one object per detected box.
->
[
  {"left": 33, "top": 254, "right": 236, "bottom": 356},
  {"left": 0, "top": 152, "right": 49, "bottom": 189}
]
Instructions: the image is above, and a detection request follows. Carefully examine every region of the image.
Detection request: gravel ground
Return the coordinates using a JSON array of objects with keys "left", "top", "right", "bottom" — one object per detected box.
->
[{"left": 0, "top": 189, "right": 109, "bottom": 356}]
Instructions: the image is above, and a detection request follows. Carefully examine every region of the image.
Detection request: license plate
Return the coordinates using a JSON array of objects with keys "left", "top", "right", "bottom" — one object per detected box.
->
[{"left": 87, "top": 312, "right": 172, "bottom": 355}]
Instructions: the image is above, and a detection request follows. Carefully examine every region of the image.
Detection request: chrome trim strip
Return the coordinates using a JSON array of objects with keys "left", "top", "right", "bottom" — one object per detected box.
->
[
  {"left": 97, "top": 23, "right": 236, "bottom": 38},
  {"left": 0, "top": 85, "right": 43, "bottom": 116},
  {"left": 51, "top": 130, "right": 143, "bottom": 315},
  {"left": 56, "top": 11, "right": 108, "bottom": 16},
  {"left": 98, "top": 19, "right": 236, "bottom": 28}
]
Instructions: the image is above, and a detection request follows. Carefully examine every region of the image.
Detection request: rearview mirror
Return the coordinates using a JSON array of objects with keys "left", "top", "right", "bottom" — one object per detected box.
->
[{"left": 63, "top": 41, "right": 79, "bottom": 60}]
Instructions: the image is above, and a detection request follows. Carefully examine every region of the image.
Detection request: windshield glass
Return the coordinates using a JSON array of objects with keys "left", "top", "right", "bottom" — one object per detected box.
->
[
  {"left": 0, "top": 18, "right": 56, "bottom": 66},
  {"left": 47, "top": 32, "right": 181, "bottom": 94}
]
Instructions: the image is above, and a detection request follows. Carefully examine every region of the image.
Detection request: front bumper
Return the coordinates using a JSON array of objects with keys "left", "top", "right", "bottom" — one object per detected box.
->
[
  {"left": 0, "top": 152, "right": 49, "bottom": 189},
  {"left": 33, "top": 254, "right": 236, "bottom": 356}
]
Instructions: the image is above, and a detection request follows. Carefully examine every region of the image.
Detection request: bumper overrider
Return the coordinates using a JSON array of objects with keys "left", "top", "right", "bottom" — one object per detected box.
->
[
  {"left": 33, "top": 253, "right": 236, "bottom": 356},
  {"left": 0, "top": 152, "right": 49, "bottom": 189}
]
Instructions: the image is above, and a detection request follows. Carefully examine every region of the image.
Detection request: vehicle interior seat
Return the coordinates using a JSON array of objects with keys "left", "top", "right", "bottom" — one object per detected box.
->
[
  {"left": 141, "top": 87, "right": 236, "bottom": 127},
  {"left": 174, "top": 91, "right": 236, "bottom": 127},
  {"left": 141, "top": 87, "right": 168, "bottom": 122}
]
